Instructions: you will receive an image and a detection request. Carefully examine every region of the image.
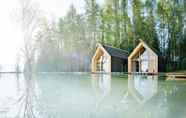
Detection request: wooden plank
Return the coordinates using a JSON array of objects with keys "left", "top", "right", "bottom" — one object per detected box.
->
[{"left": 166, "top": 73, "right": 186, "bottom": 80}]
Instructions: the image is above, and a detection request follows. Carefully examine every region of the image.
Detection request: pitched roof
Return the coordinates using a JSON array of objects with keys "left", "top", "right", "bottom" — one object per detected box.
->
[
  {"left": 138, "top": 39, "right": 162, "bottom": 57},
  {"left": 102, "top": 45, "right": 129, "bottom": 60}
]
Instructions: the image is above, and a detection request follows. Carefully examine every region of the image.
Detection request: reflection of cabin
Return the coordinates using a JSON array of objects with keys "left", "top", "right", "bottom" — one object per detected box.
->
[
  {"left": 91, "top": 44, "right": 128, "bottom": 73},
  {"left": 128, "top": 40, "right": 162, "bottom": 74},
  {"left": 91, "top": 74, "right": 111, "bottom": 97},
  {"left": 128, "top": 75, "right": 158, "bottom": 104}
]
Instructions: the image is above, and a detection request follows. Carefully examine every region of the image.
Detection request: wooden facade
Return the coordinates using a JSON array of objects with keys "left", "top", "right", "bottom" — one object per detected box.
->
[
  {"left": 128, "top": 40, "right": 159, "bottom": 74},
  {"left": 91, "top": 44, "right": 128, "bottom": 73}
]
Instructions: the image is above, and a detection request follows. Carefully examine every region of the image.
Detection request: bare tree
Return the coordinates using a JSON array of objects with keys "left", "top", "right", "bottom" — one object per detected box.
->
[
  {"left": 11, "top": 1, "right": 42, "bottom": 116},
  {"left": 0, "top": 64, "right": 2, "bottom": 78},
  {"left": 15, "top": 53, "right": 21, "bottom": 73},
  {"left": 19, "top": 0, "right": 41, "bottom": 73},
  {"left": 0, "top": 64, "right": 2, "bottom": 73}
]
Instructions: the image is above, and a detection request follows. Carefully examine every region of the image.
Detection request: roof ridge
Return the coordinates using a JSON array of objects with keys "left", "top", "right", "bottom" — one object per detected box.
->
[
  {"left": 102, "top": 44, "right": 129, "bottom": 54},
  {"left": 139, "top": 39, "right": 161, "bottom": 56},
  {"left": 98, "top": 43, "right": 128, "bottom": 59}
]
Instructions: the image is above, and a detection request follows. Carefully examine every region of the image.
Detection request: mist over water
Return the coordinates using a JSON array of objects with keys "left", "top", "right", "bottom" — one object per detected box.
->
[{"left": 0, "top": 73, "right": 186, "bottom": 118}]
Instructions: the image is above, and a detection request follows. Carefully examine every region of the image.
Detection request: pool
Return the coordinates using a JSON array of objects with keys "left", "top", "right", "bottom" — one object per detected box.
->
[{"left": 0, "top": 73, "right": 186, "bottom": 118}]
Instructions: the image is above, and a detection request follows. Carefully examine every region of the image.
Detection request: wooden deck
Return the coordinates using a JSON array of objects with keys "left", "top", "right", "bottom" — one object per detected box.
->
[
  {"left": 128, "top": 72, "right": 158, "bottom": 75},
  {"left": 166, "top": 72, "right": 186, "bottom": 80}
]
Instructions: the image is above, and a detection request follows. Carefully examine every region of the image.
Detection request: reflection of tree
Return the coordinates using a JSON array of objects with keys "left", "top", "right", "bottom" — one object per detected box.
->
[
  {"left": 16, "top": 72, "right": 21, "bottom": 94},
  {"left": 15, "top": 73, "right": 36, "bottom": 118},
  {"left": 160, "top": 81, "right": 186, "bottom": 118}
]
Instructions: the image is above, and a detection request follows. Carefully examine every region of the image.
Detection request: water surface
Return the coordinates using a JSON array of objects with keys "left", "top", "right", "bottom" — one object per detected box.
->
[{"left": 0, "top": 73, "right": 186, "bottom": 118}]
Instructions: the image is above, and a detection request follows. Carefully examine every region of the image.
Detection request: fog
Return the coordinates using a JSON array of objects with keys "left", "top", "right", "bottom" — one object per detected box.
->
[{"left": 0, "top": 0, "right": 102, "bottom": 72}]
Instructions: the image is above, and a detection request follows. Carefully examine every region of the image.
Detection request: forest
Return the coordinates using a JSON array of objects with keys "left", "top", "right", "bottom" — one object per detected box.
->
[{"left": 22, "top": 0, "right": 186, "bottom": 72}]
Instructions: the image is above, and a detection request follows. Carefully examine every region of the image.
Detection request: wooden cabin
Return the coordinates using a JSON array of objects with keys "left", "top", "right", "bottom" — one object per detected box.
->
[
  {"left": 128, "top": 40, "right": 160, "bottom": 74},
  {"left": 91, "top": 44, "right": 128, "bottom": 73}
]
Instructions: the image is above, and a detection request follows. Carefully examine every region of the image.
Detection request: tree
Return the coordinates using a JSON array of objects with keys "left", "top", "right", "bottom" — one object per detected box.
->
[
  {"left": 85, "top": 0, "right": 98, "bottom": 40},
  {"left": 15, "top": 53, "right": 21, "bottom": 73},
  {"left": 120, "top": 0, "right": 134, "bottom": 51},
  {"left": 100, "top": 4, "right": 115, "bottom": 45},
  {"left": 0, "top": 64, "right": 2, "bottom": 72},
  {"left": 144, "top": 0, "right": 159, "bottom": 51},
  {"left": 113, "top": 0, "right": 120, "bottom": 47},
  {"left": 132, "top": 0, "right": 143, "bottom": 46},
  {"left": 84, "top": 0, "right": 100, "bottom": 57},
  {"left": 30, "top": 0, "right": 186, "bottom": 72},
  {"left": 18, "top": 0, "right": 41, "bottom": 73},
  {"left": 36, "top": 4, "right": 94, "bottom": 72},
  {"left": 36, "top": 18, "right": 59, "bottom": 72},
  {"left": 157, "top": 0, "right": 185, "bottom": 71}
]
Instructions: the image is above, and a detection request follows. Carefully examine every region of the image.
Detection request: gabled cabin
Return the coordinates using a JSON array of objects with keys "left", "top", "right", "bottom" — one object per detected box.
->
[
  {"left": 91, "top": 44, "right": 128, "bottom": 73},
  {"left": 128, "top": 40, "right": 164, "bottom": 74}
]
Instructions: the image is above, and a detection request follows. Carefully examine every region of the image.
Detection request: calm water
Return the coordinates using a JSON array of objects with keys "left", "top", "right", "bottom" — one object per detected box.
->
[{"left": 0, "top": 73, "right": 186, "bottom": 118}]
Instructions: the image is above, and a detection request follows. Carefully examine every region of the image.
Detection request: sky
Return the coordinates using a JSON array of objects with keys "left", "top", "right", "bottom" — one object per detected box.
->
[
  {"left": 0, "top": 0, "right": 22, "bottom": 71},
  {"left": 0, "top": 0, "right": 103, "bottom": 72}
]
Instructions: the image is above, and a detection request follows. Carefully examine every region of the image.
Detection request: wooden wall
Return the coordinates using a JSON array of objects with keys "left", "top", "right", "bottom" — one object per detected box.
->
[
  {"left": 128, "top": 42, "right": 158, "bottom": 73},
  {"left": 91, "top": 46, "right": 111, "bottom": 73}
]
